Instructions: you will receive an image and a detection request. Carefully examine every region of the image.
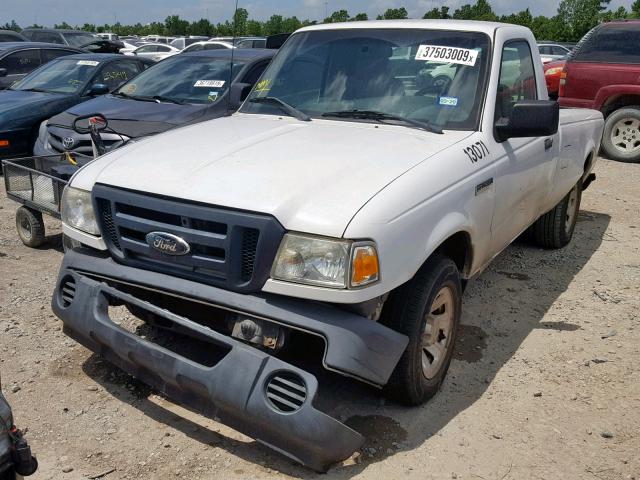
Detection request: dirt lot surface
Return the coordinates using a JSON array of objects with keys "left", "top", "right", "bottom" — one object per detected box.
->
[{"left": 1, "top": 157, "right": 638, "bottom": 480}]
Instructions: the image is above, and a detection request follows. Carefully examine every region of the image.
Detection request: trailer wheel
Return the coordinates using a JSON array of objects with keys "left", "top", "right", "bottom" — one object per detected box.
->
[
  {"left": 16, "top": 206, "right": 45, "bottom": 248},
  {"left": 532, "top": 181, "right": 582, "bottom": 249},
  {"left": 382, "top": 253, "right": 461, "bottom": 406}
]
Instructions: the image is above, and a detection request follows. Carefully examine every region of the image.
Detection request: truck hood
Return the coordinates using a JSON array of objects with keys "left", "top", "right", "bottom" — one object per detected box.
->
[{"left": 73, "top": 114, "right": 471, "bottom": 237}]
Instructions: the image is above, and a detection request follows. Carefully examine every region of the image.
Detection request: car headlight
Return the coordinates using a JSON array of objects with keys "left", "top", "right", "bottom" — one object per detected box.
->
[
  {"left": 271, "top": 233, "right": 379, "bottom": 289},
  {"left": 61, "top": 187, "right": 100, "bottom": 235}
]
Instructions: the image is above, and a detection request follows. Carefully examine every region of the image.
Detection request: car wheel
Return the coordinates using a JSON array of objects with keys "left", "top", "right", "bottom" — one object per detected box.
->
[
  {"left": 601, "top": 106, "right": 640, "bottom": 163},
  {"left": 15, "top": 206, "right": 45, "bottom": 248},
  {"left": 532, "top": 181, "right": 582, "bottom": 249},
  {"left": 382, "top": 253, "right": 461, "bottom": 406}
]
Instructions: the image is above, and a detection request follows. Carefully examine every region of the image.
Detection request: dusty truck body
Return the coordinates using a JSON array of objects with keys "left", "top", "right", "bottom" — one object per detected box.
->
[{"left": 51, "top": 20, "right": 604, "bottom": 470}]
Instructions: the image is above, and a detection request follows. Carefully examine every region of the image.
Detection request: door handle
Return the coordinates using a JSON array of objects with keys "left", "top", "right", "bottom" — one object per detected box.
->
[{"left": 544, "top": 138, "right": 553, "bottom": 150}]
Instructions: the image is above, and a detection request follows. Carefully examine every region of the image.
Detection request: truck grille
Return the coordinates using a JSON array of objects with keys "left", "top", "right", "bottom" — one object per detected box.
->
[
  {"left": 47, "top": 126, "right": 127, "bottom": 155},
  {"left": 93, "top": 184, "right": 284, "bottom": 293}
]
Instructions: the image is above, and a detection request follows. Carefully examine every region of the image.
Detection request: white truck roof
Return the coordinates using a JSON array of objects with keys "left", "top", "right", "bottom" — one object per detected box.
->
[{"left": 298, "top": 19, "right": 529, "bottom": 36}]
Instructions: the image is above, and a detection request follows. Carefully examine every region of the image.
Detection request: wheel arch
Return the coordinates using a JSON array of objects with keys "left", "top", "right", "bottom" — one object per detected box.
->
[{"left": 600, "top": 93, "right": 640, "bottom": 117}]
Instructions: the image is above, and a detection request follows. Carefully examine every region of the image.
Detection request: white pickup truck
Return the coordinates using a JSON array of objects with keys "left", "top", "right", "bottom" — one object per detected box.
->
[{"left": 52, "top": 20, "right": 604, "bottom": 471}]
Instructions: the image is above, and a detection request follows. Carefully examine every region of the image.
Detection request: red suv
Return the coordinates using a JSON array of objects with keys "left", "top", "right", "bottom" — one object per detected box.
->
[{"left": 560, "top": 20, "right": 640, "bottom": 163}]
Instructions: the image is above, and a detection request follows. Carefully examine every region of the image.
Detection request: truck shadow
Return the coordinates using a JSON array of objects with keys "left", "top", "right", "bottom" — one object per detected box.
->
[{"left": 81, "top": 209, "right": 610, "bottom": 479}]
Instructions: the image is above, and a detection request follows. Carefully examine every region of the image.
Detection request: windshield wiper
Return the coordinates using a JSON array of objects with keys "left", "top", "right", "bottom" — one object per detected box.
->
[
  {"left": 112, "top": 91, "right": 157, "bottom": 103},
  {"left": 249, "top": 96, "right": 311, "bottom": 122},
  {"left": 13, "top": 87, "right": 51, "bottom": 93},
  {"left": 152, "top": 95, "right": 186, "bottom": 105},
  {"left": 322, "top": 110, "right": 443, "bottom": 134}
]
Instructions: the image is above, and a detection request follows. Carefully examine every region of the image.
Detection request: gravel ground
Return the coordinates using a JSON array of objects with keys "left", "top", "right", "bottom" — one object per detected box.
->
[{"left": 0, "top": 157, "right": 638, "bottom": 480}]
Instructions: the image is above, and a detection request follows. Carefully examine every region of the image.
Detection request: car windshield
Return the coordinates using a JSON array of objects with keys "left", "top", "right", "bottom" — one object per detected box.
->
[
  {"left": 115, "top": 56, "right": 245, "bottom": 104},
  {"left": 11, "top": 58, "right": 99, "bottom": 94},
  {"left": 241, "top": 28, "right": 491, "bottom": 130},
  {"left": 64, "top": 32, "right": 100, "bottom": 47}
]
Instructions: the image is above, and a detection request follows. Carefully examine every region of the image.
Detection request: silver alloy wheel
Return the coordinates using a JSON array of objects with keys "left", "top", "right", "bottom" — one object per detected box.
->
[
  {"left": 611, "top": 117, "right": 640, "bottom": 154},
  {"left": 421, "top": 286, "right": 454, "bottom": 379},
  {"left": 565, "top": 185, "right": 579, "bottom": 234}
]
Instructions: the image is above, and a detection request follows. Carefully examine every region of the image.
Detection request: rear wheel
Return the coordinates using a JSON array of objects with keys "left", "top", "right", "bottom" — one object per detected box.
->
[
  {"left": 382, "top": 254, "right": 461, "bottom": 405},
  {"left": 15, "top": 206, "right": 45, "bottom": 248},
  {"left": 532, "top": 181, "right": 581, "bottom": 249},
  {"left": 601, "top": 107, "right": 640, "bottom": 163}
]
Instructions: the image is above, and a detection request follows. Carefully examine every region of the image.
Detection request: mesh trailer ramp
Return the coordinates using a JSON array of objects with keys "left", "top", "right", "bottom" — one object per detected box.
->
[{"left": 2, "top": 155, "right": 80, "bottom": 248}]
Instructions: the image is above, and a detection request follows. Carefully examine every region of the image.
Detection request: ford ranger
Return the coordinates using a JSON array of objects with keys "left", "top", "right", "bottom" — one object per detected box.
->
[{"left": 51, "top": 20, "right": 604, "bottom": 471}]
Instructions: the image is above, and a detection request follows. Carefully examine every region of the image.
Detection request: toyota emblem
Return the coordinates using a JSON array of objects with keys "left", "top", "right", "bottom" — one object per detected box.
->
[{"left": 62, "top": 137, "right": 75, "bottom": 149}]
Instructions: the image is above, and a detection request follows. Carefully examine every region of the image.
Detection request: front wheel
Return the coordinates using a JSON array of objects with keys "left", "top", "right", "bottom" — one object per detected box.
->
[
  {"left": 601, "top": 106, "right": 640, "bottom": 163},
  {"left": 382, "top": 254, "right": 462, "bottom": 406}
]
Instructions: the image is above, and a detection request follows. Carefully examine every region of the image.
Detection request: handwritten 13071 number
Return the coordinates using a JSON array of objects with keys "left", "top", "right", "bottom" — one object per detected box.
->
[{"left": 463, "top": 140, "right": 489, "bottom": 163}]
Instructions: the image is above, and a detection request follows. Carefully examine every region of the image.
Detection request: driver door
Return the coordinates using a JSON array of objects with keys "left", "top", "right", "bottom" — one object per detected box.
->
[{"left": 488, "top": 40, "right": 558, "bottom": 253}]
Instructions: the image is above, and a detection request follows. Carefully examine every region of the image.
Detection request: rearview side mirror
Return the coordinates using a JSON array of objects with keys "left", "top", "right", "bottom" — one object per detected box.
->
[
  {"left": 228, "top": 82, "right": 253, "bottom": 110},
  {"left": 0, "top": 68, "right": 7, "bottom": 78},
  {"left": 495, "top": 100, "right": 559, "bottom": 142},
  {"left": 87, "top": 83, "right": 109, "bottom": 96}
]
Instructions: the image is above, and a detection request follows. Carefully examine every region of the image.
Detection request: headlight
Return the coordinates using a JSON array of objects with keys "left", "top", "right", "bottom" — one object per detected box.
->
[
  {"left": 61, "top": 187, "right": 100, "bottom": 235},
  {"left": 271, "top": 233, "right": 379, "bottom": 289}
]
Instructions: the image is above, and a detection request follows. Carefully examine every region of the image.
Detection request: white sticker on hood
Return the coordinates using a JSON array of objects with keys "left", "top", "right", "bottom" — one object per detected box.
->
[
  {"left": 415, "top": 45, "right": 478, "bottom": 66},
  {"left": 194, "top": 80, "right": 225, "bottom": 88},
  {"left": 76, "top": 60, "right": 100, "bottom": 67}
]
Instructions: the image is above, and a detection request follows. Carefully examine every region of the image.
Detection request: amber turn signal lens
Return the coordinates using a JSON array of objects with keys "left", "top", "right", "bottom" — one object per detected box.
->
[
  {"left": 0, "top": 140, "right": 9, "bottom": 148},
  {"left": 351, "top": 245, "right": 379, "bottom": 287}
]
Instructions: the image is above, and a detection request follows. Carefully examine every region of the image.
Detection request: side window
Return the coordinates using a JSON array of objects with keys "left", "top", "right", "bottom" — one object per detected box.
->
[
  {"left": 33, "top": 31, "right": 64, "bottom": 44},
  {"left": 538, "top": 46, "right": 550, "bottom": 55},
  {"left": 0, "top": 50, "right": 41, "bottom": 74},
  {"left": 551, "top": 46, "right": 567, "bottom": 56},
  {"left": 158, "top": 45, "right": 170, "bottom": 52},
  {"left": 204, "top": 43, "right": 226, "bottom": 50},
  {"left": 186, "top": 44, "right": 203, "bottom": 52},
  {"left": 495, "top": 41, "right": 537, "bottom": 121},
  {"left": 98, "top": 61, "right": 141, "bottom": 90},
  {"left": 253, "top": 40, "right": 266, "bottom": 48},
  {"left": 242, "top": 61, "right": 269, "bottom": 86},
  {"left": 138, "top": 45, "right": 156, "bottom": 53},
  {"left": 41, "top": 49, "right": 76, "bottom": 63}
]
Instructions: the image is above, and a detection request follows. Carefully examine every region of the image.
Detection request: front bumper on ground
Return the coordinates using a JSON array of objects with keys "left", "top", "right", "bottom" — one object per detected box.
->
[{"left": 52, "top": 249, "right": 408, "bottom": 471}]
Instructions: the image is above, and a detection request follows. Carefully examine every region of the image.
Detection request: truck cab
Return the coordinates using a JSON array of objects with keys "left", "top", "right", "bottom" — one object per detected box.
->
[{"left": 52, "top": 20, "right": 604, "bottom": 471}]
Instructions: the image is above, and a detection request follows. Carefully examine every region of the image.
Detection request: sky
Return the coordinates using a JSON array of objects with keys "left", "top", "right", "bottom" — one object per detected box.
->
[{"left": 1, "top": 0, "right": 633, "bottom": 28}]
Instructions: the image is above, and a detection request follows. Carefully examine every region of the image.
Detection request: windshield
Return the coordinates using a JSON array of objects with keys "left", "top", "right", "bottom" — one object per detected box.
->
[
  {"left": 116, "top": 55, "right": 245, "bottom": 104},
  {"left": 11, "top": 58, "right": 100, "bottom": 94},
  {"left": 241, "top": 28, "right": 490, "bottom": 130},
  {"left": 64, "top": 32, "right": 100, "bottom": 47}
]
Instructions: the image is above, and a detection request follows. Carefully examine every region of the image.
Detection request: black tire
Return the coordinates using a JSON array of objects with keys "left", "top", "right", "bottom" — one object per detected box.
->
[
  {"left": 601, "top": 106, "right": 640, "bottom": 163},
  {"left": 382, "top": 254, "right": 462, "bottom": 406},
  {"left": 15, "top": 206, "right": 45, "bottom": 248},
  {"left": 532, "top": 181, "right": 582, "bottom": 249}
]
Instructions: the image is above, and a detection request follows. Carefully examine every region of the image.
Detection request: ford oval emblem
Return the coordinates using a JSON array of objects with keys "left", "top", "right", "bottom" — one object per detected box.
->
[
  {"left": 62, "top": 137, "right": 75, "bottom": 149},
  {"left": 145, "top": 232, "right": 190, "bottom": 256}
]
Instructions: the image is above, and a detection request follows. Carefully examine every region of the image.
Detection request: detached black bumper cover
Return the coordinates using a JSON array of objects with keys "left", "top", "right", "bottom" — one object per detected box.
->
[{"left": 52, "top": 250, "right": 408, "bottom": 471}]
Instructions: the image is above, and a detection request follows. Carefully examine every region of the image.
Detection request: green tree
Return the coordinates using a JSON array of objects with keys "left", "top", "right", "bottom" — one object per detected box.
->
[
  {"left": 54, "top": 21, "right": 73, "bottom": 29},
  {"left": 351, "top": 13, "right": 368, "bottom": 21},
  {"left": 263, "top": 15, "right": 284, "bottom": 35},
  {"left": 233, "top": 7, "right": 249, "bottom": 35},
  {"left": 377, "top": 7, "right": 408, "bottom": 20},
  {"left": 632, "top": 0, "right": 640, "bottom": 17},
  {"left": 453, "top": 0, "right": 497, "bottom": 21},
  {"left": 324, "top": 9, "right": 349, "bottom": 23},
  {"left": 500, "top": 8, "right": 533, "bottom": 29},
  {"left": 557, "top": 0, "right": 611, "bottom": 39},
  {"left": 1, "top": 20, "right": 21, "bottom": 32},
  {"left": 423, "top": 6, "right": 450, "bottom": 19},
  {"left": 164, "top": 15, "right": 188, "bottom": 35},
  {"left": 282, "top": 16, "right": 303, "bottom": 32},
  {"left": 188, "top": 18, "right": 215, "bottom": 36},
  {"left": 246, "top": 19, "right": 263, "bottom": 36}
]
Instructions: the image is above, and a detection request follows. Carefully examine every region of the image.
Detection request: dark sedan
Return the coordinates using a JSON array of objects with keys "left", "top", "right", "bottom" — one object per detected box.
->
[
  {"left": 35, "top": 49, "right": 275, "bottom": 158},
  {"left": 0, "top": 42, "right": 83, "bottom": 89},
  {"left": 0, "top": 53, "right": 152, "bottom": 160}
]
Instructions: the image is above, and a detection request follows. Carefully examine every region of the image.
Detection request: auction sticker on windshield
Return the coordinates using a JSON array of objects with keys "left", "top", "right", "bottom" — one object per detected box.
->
[
  {"left": 194, "top": 80, "right": 225, "bottom": 88},
  {"left": 415, "top": 45, "right": 478, "bottom": 66},
  {"left": 77, "top": 60, "right": 100, "bottom": 67}
]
